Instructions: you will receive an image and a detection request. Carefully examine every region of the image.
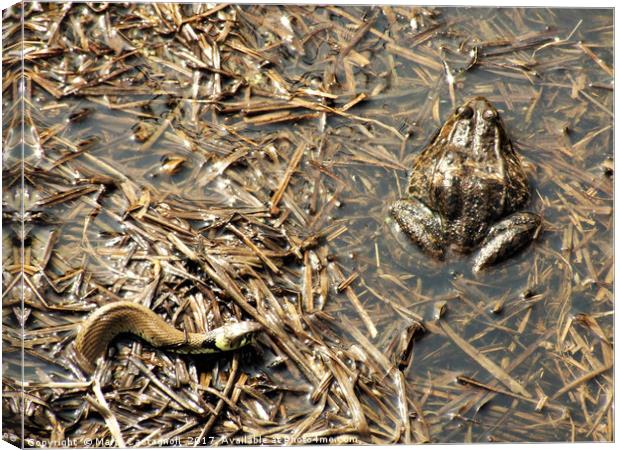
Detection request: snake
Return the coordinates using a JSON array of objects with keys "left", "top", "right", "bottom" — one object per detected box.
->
[{"left": 75, "top": 301, "right": 262, "bottom": 373}]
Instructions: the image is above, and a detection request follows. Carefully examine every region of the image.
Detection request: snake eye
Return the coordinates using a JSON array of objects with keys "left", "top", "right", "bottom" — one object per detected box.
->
[
  {"left": 483, "top": 109, "right": 497, "bottom": 121},
  {"left": 456, "top": 105, "right": 474, "bottom": 119}
]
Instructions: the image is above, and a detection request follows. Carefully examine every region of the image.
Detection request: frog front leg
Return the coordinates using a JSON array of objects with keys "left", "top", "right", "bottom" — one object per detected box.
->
[
  {"left": 390, "top": 198, "right": 445, "bottom": 259},
  {"left": 473, "top": 212, "right": 541, "bottom": 273}
]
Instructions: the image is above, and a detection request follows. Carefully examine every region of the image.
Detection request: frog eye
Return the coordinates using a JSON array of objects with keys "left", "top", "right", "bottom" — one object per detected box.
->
[
  {"left": 456, "top": 105, "right": 474, "bottom": 118},
  {"left": 482, "top": 109, "right": 497, "bottom": 121}
]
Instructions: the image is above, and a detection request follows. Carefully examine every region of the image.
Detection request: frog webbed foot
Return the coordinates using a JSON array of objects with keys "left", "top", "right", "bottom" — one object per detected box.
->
[
  {"left": 473, "top": 212, "right": 541, "bottom": 273},
  {"left": 390, "top": 198, "right": 445, "bottom": 259}
]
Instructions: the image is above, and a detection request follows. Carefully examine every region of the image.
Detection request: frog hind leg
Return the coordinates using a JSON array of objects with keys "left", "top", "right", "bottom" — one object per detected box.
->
[
  {"left": 390, "top": 198, "right": 445, "bottom": 259},
  {"left": 473, "top": 212, "right": 541, "bottom": 273}
]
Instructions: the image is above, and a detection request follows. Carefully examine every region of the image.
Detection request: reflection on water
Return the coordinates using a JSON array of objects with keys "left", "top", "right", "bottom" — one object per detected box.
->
[{"left": 2, "top": 3, "right": 613, "bottom": 445}]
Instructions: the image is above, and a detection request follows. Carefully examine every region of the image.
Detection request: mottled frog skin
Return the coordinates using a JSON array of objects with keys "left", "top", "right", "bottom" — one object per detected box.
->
[{"left": 391, "top": 97, "right": 541, "bottom": 272}]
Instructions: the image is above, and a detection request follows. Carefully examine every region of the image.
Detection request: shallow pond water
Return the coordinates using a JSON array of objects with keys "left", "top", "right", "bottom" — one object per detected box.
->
[{"left": 2, "top": 3, "right": 613, "bottom": 446}]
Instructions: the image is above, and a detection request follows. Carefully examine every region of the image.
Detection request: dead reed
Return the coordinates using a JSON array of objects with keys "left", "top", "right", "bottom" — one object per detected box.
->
[{"left": 2, "top": 3, "right": 613, "bottom": 446}]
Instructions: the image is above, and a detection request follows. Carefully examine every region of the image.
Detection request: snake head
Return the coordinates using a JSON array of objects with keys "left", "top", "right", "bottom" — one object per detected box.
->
[{"left": 209, "top": 321, "right": 263, "bottom": 351}]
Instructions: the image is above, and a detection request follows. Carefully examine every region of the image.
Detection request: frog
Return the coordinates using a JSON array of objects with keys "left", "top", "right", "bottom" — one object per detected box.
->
[{"left": 390, "top": 97, "right": 541, "bottom": 272}]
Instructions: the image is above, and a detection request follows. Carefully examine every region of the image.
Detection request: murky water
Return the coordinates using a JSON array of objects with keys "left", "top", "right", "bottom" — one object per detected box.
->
[{"left": 3, "top": 3, "right": 613, "bottom": 446}]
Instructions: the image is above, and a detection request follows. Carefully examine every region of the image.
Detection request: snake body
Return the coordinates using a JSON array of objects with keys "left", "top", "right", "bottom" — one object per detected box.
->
[{"left": 75, "top": 301, "right": 262, "bottom": 373}]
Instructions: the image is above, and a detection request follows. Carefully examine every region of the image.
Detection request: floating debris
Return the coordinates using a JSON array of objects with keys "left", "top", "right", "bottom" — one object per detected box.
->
[{"left": 2, "top": 3, "right": 613, "bottom": 446}]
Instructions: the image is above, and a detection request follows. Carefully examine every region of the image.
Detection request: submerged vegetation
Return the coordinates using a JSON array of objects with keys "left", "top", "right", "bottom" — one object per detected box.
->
[{"left": 2, "top": 3, "right": 613, "bottom": 446}]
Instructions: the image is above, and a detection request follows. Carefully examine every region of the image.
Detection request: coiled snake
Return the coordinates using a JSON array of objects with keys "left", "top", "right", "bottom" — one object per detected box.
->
[{"left": 75, "top": 301, "right": 262, "bottom": 373}]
